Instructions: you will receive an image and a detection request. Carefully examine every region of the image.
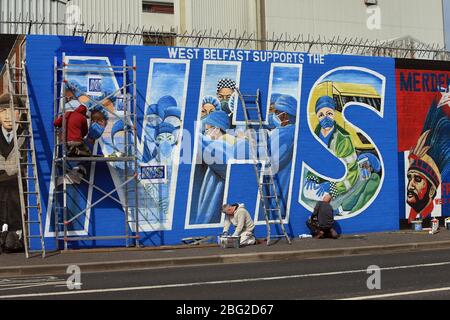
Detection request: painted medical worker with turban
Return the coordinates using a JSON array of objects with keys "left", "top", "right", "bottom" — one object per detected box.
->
[
  {"left": 216, "top": 78, "right": 236, "bottom": 116},
  {"left": 306, "top": 96, "right": 359, "bottom": 199}
]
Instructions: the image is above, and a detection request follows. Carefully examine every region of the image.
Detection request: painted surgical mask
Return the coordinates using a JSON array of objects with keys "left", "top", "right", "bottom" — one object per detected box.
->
[
  {"left": 319, "top": 116, "right": 335, "bottom": 129},
  {"left": 270, "top": 112, "right": 287, "bottom": 128},
  {"left": 159, "top": 141, "right": 173, "bottom": 161},
  {"left": 220, "top": 100, "right": 232, "bottom": 115},
  {"left": 156, "top": 133, "right": 176, "bottom": 161}
]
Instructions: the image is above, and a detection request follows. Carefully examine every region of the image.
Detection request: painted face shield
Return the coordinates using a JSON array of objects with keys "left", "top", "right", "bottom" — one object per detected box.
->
[
  {"left": 358, "top": 158, "right": 372, "bottom": 181},
  {"left": 205, "top": 127, "right": 222, "bottom": 140},
  {"left": 164, "top": 116, "right": 181, "bottom": 129},
  {"left": 147, "top": 114, "right": 162, "bottom": 128}
]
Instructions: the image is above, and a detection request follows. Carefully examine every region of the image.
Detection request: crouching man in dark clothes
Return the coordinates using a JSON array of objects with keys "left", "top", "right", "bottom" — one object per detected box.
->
[{"left": 307, "top": 194, "right": 339, "bottom": 239}]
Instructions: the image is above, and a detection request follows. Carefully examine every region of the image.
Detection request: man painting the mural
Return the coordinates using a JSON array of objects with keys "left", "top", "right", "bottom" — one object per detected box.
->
[
  {"left": 406, "top": 102, "right": 450, "bottom": 223},
  {"left": 54, "top": 102, "right": 91, "bottom": 157},
  {"left": 222, "top": 203, "right": 256, "bottom": 246},
  {"left": 0, "top": 94, "right": 26, "bottom": 252},
  {"left": 307, "top": 194, "right": 339, "bottom": 239},
  {"left": 306, "top": 96, "right": 359, "bottom": 200},
  {"left": 216, "top": 78, "right": 236, "bottom": 116}
]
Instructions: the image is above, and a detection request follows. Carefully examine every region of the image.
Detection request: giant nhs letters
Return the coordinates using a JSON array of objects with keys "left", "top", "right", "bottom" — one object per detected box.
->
[{"left": 26, "top": 35, "right": 400, "bottom": 248}]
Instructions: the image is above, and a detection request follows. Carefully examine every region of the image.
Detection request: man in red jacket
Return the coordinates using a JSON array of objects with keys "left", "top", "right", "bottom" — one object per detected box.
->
[{"left": 54, "top": 105, "right": 91, "bottom": 157}]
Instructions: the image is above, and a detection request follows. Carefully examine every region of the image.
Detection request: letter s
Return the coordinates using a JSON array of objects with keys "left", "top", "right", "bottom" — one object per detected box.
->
[{"left": 299, "top": 67, "right": 385, "bottom": 220}]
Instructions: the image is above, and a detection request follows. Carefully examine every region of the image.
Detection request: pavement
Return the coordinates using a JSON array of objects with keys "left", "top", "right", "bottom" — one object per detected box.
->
[{"left": 1, "top": 230, "right": 450, "bottom": 277}]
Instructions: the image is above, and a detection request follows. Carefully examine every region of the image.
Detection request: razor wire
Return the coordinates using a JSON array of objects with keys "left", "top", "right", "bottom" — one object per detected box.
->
[{"left": 0, "top": 19, "right": 449, "bottom": 61}]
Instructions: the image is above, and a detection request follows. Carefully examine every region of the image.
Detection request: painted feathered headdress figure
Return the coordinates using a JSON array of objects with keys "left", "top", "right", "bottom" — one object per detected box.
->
[{"left": 407, "top": 98, "right": 450, "bottom": 222}]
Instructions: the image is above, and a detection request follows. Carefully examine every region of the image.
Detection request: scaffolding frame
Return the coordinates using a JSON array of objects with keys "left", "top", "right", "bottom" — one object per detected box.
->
[{"left": 53, "top": 55, "right": 140, "bottom": 251}]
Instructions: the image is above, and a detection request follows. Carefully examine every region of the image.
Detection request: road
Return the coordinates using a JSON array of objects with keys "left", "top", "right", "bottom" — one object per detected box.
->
[{"left": 1, "top": 248, "right": 450, "bottom": 300}]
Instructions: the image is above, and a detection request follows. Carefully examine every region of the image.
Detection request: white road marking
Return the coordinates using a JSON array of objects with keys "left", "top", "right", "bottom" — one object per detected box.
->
[
  {"left": 1, "top": 261, "right": 450, "bottom": 299},
  {"left": 341, "top": 287, "right": 450, "bottom": 300},
  {"left": 0, "top": 282, "right": 67, "bottom": 292}
]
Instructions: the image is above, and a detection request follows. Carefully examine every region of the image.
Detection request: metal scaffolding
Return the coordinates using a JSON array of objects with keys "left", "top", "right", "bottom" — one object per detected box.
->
[{"left": 53, "top": 55, "right": 140, "bottom": 251}]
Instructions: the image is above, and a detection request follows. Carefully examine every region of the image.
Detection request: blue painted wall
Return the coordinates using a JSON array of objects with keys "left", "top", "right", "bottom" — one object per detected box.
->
[{"left": 26, "top": 35, "right": 400, "bottom": 249}]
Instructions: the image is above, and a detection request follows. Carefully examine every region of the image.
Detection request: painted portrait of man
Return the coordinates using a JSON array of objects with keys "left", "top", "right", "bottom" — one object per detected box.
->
[
  {"left": 406, "top": 101, "right": 450, "bottom": 223},
  {"left": 407, "top": 171, "right": 436, "bottom": 218},
  {"left": 0, "top": 94, "right": 26, "bottom": 232}
]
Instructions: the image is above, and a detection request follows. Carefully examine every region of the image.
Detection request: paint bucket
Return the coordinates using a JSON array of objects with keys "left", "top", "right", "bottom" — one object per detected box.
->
[
  {"left": 219, "top": 236, "right": 240, "bottom": 249},
  {"left": 411, "top": 220, "right": 423, "bottom": 231},
  {"left": 445, "top": 218, "right": 450, "bottom": 231}
]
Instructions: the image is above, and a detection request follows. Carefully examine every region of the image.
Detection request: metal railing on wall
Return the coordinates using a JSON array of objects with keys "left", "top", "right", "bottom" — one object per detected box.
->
[{"left": 0, "top": 19, "right": 449, "bottom": 61}]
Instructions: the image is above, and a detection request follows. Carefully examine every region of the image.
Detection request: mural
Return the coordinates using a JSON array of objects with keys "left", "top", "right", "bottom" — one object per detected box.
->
[
  {"left": 0, "top": 35, "right": 27, "bottom": 253},
  {"left": 47, "top": 56, "right": 189, "bottom": 237},
  {"left": 186, "top": 63, "right": 302, "bottom": 228},
  {"left": 300, "top": 68, "right": 385, "bottom": 220},
  {"left": 23, "top": 35, "right": 400, "bottom": 249},
  {"left": 396, "top": 60, "right": 450, "bottom": 226}
]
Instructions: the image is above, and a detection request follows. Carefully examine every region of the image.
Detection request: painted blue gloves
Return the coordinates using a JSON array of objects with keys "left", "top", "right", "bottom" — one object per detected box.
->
[
  {"left": 304, "top": 180, "right": 331, "bottom": 198},
  {"left": 316, "top": 182, "right": 331, "bottom": 198}
]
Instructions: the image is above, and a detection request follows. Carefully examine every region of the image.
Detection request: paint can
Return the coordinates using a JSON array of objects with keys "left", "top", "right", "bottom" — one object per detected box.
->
[
  {"left": 445, "top": 218, "right": 450, "bottom": 231},
  {"left": 430, "top": 218, "right": 439, "bottom": 234},
  {"left": 411, "top": 220, "right": 423, "bottom": 232},
  {"left": 219, "top": 236, "right": 240, "bottom": 249}
]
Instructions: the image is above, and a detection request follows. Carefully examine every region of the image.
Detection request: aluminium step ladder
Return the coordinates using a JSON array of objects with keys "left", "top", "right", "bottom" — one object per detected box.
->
[
  {"left": 236, "top": 88, "right": 291, "bottom": 246},
  {"left": 6, "top": 60, "right": 46, "bottom": 258}
]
